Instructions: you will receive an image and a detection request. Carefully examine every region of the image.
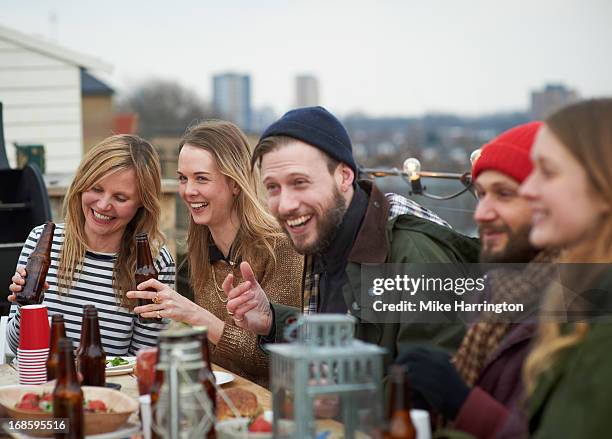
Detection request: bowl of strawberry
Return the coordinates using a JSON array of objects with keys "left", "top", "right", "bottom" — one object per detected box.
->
[{"left": 0, "top": 385, "right": 138, "bottom": 436}]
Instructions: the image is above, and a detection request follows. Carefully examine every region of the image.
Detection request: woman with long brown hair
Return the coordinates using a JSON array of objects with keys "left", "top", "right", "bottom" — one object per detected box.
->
[
  {"left": 519, "top": 98, "right": 612, "bottom": 437},
  {"left": 8, "top": 135, "right": 175, "bottom": 355},
  {"left": 128, "top": 120, "right": 302, "bottom": 385}
]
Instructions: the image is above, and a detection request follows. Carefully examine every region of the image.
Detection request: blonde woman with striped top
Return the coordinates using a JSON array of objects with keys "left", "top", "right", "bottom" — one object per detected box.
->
[{"left": 8, "top": 135, "right": 175, "bottom": 355}]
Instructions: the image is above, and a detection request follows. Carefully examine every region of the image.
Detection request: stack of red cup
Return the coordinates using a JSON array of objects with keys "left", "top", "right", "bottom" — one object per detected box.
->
[{"left": 18, "top": 304, "right": 50, "bottom": 384}]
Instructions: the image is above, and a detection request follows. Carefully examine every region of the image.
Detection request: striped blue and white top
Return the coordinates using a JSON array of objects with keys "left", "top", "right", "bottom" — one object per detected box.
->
[{"left": 7, "top": 223, "right": 175, "bottom": 356}]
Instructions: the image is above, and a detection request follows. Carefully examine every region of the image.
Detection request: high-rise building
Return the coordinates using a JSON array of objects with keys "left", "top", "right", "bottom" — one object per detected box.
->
[
  {"left": 530, "top": 83, "right": 579, "bottom": 120},
  {"left": 295, "top": 75, "right": 319, "bottom": 108},
  {"left": 251, "top": 106, "right": 277, "bottom": 133},
  {"left": 213, "top": 73, "right": 252, "bottom": 131}
]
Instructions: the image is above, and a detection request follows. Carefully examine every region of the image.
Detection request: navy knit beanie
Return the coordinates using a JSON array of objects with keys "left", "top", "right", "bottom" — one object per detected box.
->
[{"left": 260, "top": 106, "right": 357, "bottom": 174}]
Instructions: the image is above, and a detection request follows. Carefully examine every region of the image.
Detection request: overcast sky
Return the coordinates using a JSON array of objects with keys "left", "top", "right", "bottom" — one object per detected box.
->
[{"left": 2, "top": 0, "right": 611, "bottom": 117}]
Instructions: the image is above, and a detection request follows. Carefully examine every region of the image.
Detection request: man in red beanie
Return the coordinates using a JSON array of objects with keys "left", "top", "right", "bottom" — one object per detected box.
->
[
  {"left": 472, "top": 121, "right": 542, "bottom": 264},
  {"left": 396, "top": 121, "right": 559, "bottom": 438}
]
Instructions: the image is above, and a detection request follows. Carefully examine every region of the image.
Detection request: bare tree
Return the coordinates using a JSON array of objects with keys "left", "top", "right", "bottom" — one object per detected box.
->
[{"left": 118, "top": 79, "right": 217, "bottom": 139}]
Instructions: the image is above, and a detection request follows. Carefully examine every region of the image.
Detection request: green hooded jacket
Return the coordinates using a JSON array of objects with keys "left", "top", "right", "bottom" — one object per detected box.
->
[{"left": 269, "top": 181, "right": 480, "bottom": 369}]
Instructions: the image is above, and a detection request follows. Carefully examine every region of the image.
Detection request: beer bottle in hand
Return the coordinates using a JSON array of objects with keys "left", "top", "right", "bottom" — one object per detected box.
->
[
  {"left": 77, "top": 305, "right": 106, "bottom": 386},
  {"left": 17, "top": 221, "right": 55, "bottom": 306},
  {"left": 135, "top": 233, "right": 159, "bottom": 324},
  {"left": 195, "top": 327, "right": 217, "bottom": 439},
  {"left": 46, "top": 314, "right": 66, "bottom": 380},
  {"left": 385, "top": 365, "right": 416, "bottom": 439},
  {"left": 53, "top": 338, "right": 84, "bottom": 439}
]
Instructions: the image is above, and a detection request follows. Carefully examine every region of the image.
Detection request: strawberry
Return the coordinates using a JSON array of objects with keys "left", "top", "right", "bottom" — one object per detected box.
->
[
  {"left": 86, "top": 400, "right": 107, "bottom": 412},
  {"left": 16, "top": 401, "right": 42, "bottom": 411},
  {"left": 249, "top": 415, "right": 272, "bottom": 433},
  {"left": 20, "top": 393, "right": 39, "bottom": 404}
]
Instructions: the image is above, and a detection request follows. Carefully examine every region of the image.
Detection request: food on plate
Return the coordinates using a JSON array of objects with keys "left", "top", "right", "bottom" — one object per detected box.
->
[
  {"left": 249, "top": 414, "right": 272, "bottom": 433},
  {"left": 106, "top": 357, "right": 130, "bottom": 367},
  {"left": 15, "top": 392, "right": 53, "bottom": 412},
  {"left": 216, "top": 388, "right": 260, "bottom": 420},
  {"left": 15, "top": 392, "right": 110, "bottom": 413},
  {"left": 84, "top": 399, "right": 108, "bottom": 413}
]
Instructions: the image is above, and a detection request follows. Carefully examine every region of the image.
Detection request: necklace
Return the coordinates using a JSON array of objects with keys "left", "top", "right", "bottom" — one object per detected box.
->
[{"left": 211, "top": 261, "right": 234, "bottom": 303}]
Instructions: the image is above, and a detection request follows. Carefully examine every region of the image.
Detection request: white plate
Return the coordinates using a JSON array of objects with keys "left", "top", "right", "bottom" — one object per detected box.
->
[
  {"left": 105, "top": 356, "right": 136, "bottom": 376},
  {"left": 213, "top": 370, "right": 234, "bottom": 385}
]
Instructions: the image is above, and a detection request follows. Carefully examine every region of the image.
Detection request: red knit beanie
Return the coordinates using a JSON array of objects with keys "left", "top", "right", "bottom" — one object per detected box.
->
[{"left": 472, "top": 121, "right": 543, "bottom": 183}]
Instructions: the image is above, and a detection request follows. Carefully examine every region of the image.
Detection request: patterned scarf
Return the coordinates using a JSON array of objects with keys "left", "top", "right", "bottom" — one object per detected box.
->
[{"left": 453, "top": 250, "right": 558, "bottom": 386}]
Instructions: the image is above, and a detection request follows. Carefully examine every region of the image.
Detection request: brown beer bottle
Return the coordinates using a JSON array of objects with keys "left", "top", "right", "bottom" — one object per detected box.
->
[
  {"left": 77, "top": 306, "right": 106, "bottom": 386},
  {"left": 46, "top": 314, "right": 67, "bottom": 380},
  {"left": 385, "top": 365, "right": 416, "bottom": 439},
  {"left": 75, "top": 305, "right": 95, "bottom": 359},
  {"left": 53, "top": 338, "right": 84, "bottom": 439},
  {"left": 195, "top": 327, "right": 217, "bottom": 438},
  {"left": 17, "top": 221, "right": 55, "bottom": 306},
  {"left": 135, "top": 233, "right": 159, "bottom": 324}
]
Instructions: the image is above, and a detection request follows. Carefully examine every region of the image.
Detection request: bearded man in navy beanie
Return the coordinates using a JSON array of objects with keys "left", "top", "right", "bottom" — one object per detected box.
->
[{"left": 224, "top": 106, "right": 480, "bottom": 371}]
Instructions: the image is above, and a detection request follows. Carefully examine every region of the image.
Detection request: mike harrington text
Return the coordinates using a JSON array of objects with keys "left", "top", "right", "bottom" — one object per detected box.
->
[{"left": 372, "top": 300, "right": 524, "bottom": 314}]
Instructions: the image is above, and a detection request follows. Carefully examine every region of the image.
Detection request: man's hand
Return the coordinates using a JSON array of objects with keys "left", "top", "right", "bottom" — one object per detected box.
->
[
  {"left": 224, "top": 261, "right": 273, "bottom": 336},
  {"left": 396, "top": 347, "right": 470, "bottom": 420}
]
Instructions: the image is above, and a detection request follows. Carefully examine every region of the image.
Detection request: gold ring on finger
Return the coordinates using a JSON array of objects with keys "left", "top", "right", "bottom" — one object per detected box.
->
[
  {"left": 152, "top": 294, "right": 161, "bottom": 305},
  {"left": 156, "top": 310, "right": 162, "bottom": 319}
]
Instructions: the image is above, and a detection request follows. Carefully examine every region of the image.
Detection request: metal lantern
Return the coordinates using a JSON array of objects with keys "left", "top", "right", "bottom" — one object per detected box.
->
[
  {"left": 267, "top": 314, "right": 386, "bottom": 439},
  {"left": 152, "top": 327, "right": 215, "bottom": 439}
]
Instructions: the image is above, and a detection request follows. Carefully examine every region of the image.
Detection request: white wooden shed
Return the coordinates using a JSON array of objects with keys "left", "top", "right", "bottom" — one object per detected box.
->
[{"left": 0, "top": 24, "right": 112, "bottom": 173}]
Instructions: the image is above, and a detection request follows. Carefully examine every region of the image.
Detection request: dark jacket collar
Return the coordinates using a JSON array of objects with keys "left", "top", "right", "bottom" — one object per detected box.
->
[
  {"left": 208, "top": 237, "right": 241, "bottom": 265},
  {"left": 348, "top": 180, "right": 390, "bottom": 264},
  {"left": 317, "top": 183, "right": 369, "bottom": 272}
]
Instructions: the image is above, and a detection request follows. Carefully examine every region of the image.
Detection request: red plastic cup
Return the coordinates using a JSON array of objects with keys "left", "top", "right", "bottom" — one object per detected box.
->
[
  {"left": 19, "top": 305, "right": 50, "bottom": 350},
  {"left": 135, "top": 347, "right": 158, "bottom": 395}
]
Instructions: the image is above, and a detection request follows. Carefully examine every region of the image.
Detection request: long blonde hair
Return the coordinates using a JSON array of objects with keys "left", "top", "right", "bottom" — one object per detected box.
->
[
  {"left": 59, "top": 135, "right": 164, "bottom": 308},
  {"left": 179, "top": 120, "right": 284, "bottom": 295},
  {"left": 524, "top": 98, "right": 612, "bottom": 393}
]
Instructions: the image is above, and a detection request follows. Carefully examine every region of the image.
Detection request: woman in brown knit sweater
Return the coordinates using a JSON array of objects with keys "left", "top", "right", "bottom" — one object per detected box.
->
[{"left": 128, "top": 120, "right": 303, "bottom": 385}]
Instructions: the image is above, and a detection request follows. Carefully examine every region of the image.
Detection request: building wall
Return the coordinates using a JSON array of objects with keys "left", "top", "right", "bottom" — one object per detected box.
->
[
  {"left": 0, "top": 37, "right": 83, "bottom": 173},
  {"left": 213, "top": 73, "right": 252, "bottom": 131},
  {"left": 82, "top": 95, "right": 113, "bottom": 153},
  {"left": 530, "top": 84, "right": 578, "bottom": 120},
  {"left": 295, "top": 75, "right": 319, "bottom": 108}
]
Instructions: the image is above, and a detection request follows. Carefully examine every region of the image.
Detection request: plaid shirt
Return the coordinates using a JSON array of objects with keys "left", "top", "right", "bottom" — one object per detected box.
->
[
  {"left": 304, "top": 192, "right": 452, "bottom": 314},
  {"left": 386, "top": 193, "right": 452, "bottom": 229}
]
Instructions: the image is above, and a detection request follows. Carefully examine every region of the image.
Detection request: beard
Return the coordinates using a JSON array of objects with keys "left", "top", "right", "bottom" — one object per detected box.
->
[
  {"left": 280, "top": 187, "right": 347, "bottom": 256},
  {"left": 479, "top": 222, "right": 540, "bottom": 263}
]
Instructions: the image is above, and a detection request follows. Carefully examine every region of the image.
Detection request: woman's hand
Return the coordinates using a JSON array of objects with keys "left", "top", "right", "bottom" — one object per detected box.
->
[
  {"left": 126, "top": 279, "right": 225, "bottom": 344},
  {"left": 8, "top": 266, "right": 50, "bottom": 303}
]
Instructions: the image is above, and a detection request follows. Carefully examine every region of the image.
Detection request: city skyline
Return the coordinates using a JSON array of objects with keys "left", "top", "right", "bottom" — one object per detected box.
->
[{"left": 2, "top": 0, "right": 611, "bottom": 117}]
